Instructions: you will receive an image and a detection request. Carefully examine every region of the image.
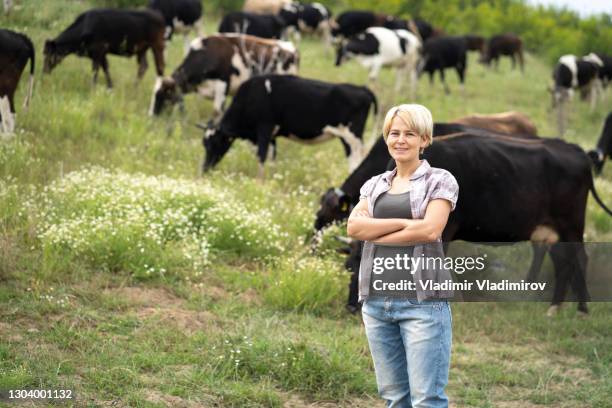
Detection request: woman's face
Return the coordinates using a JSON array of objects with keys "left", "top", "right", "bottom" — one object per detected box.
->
[{"left": 386, "top": 116, "right": 429, "bottom": 163}]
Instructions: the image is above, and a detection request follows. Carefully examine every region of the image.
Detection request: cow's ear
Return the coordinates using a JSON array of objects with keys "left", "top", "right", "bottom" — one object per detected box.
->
[{"left": 339, "top": 194, "right": 351, "bottom": 212}]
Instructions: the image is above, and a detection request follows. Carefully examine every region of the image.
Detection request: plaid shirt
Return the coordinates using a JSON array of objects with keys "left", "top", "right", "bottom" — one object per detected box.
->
[{"left": 357, "top": 159, "right": 459, "bottom": 302}]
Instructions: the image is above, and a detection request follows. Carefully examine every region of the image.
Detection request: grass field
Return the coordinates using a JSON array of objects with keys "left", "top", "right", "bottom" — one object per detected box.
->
[{"left": 1, "top": 1, "right": 612, "bottom": 407}]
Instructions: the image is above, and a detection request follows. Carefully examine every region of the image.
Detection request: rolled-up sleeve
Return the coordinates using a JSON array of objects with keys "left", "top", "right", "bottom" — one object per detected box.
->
[
  {"left": 430, "top": 172, "right": 459, "bottom": 211},
  {"left": 359, "top": 176, "right": 378, "bottom": 201}
]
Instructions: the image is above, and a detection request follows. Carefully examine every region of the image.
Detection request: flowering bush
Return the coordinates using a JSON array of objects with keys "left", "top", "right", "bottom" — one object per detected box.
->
[{"left": 29, "top": 167, "right": 287, "bottom": 279}]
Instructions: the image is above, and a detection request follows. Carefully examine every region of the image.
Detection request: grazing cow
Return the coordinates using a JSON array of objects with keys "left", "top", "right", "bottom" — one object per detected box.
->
[
  {"left": 339, "top": 131, "right": 612, "bottom": 315},
  {"left": 464, "top": 34, "right": 485, "bottom": 53},
  {"left": 278, "top": 2, "right": 332, "bottom": 43},
  {"left": 243, "top": 0, "right": 292, "bottom": 14},
  {"left": 0, "top": 29, "right": 35, "bottom": 134},
  {"left": 418, "top": 36, "right": 467, "bottom": 94},
  {"left": 148, "top": 0, "right": 203, "bottom": 43},
  {"left": 149, "top": 34, "right": 298, "bottom": 116},
  {"left": 452, "top": 111, "right": 538, "bottom": 136},
  {"left": 201, "top": 74, "right": 377, "bottom": 175},
  {"left": 218, "top": 11, "right": 288, "bottom": 39},
  {"left": 587, "top": 112, "right": 612, "bottom": 175},
  {"left": 330, "top": 10, "right": 390, "bottom": 39},
  {"left": 594, "top": 53, "right": 612, "bottom": 88},
  {"left": 43, "top": 8, "right": 165, "bottom": 88},
  {"left": 480, "top": 33, "right": 524, "bottom": 72},
  {"left": 335, "top": 27, "right": 421, "bottom": 95}
]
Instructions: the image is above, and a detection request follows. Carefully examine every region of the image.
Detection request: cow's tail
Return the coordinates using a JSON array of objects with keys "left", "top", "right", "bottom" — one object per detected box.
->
[
  {"left": 22, "top": 35, "right": 35, "bottom": 109},
  {"left": 590, "top": 177, "right": 612, "bottom": 217}
]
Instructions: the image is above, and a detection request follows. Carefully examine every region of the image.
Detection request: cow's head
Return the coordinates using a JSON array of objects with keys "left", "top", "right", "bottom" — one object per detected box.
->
[
  {"left": 279, "top": 3, "right": 300, "bottom": 28},
  {"left": 149, "top": 77, "right": 183, "bottom": 116},
  {"left": 314, "top": 188, "right": 352, "bottom": 231},
  {"left": 201, "top": 120, "right": 235, "bottom": 172},
  {"left": 43, "top": 40, "right": 65, "bottom": 73},
  {"left": 335, "top": 39, "right": 352, "bottom": 66}
]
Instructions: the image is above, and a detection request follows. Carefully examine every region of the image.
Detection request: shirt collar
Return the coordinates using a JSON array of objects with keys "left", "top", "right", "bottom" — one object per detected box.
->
[{"left": 383, "top": 159, "right": 431, "bottom": 184}]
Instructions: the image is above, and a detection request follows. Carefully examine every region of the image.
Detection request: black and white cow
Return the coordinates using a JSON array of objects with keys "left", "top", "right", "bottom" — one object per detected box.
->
[
  {"left": 278, "top": 2, "right": 332, "bottom": 43},
  {"left": 43, "top": 8, "right": 166, "bottom": 88},
  {"left": 202, "top": 74, "right": 377, "bottom": 175},
  {"left": 0, "top": 29, "right": 35, "bottom": 134},
  {"left": 418, "top": 35, "right": 467, "bottom": 94},
  {"left": 594, "top": 53, "right": 612, "bottom": 88},
  {"left": 150, "top": 34, "right": 298, "bottom": 116},
  {"left": 148, "top": 0, "right": 203, "bottom": 41},
  {"left": 337, "top": 130, "right": 612, "bottom": 315},
  {"left": 218, "top": 11, "right": 288, "bottom": 39},
  {"left": 552, "top": 53, "right": 604, "bottom": 135},
  {"left": 587, "top": 112, "right": 612, "bottom": 175},
  {"left": 335, "top": 27, "right": 421, "bottom": 95}
]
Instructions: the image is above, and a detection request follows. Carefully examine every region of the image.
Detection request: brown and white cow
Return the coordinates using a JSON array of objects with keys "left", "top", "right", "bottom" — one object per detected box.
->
[
  {"left": 149, "top": 33, "right": 299, "bottom": 116},
  {"left": 0, "top": 29, "right": 35, "bottom": 135},
  {"left": 452, "top": 111, "right": 538, "bottom": 136}
]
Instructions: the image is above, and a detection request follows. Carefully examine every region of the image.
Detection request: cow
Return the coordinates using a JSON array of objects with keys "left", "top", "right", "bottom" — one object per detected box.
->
[
  {"left": 594, "top": 53, "right": 612, "bottom": 88},
  {"left": 218, "top": 11, "right": 288, "bottom": 39},
  {"left": 552, "top": 54, "right": 604, "bottom": 135},
  {"left": 201, "top": 74, "right": 377, "bottom": 176},
  {"left": 335, "top": 27, "right": 421, "bottom": 96},
  {"left": 0, "top": 29, "right": 35, "bottom": 135},
  {"left": 464, "top": 34, "right": 485, "bottom": 54},
  {"left": 43, "top": 8, "right": 166, "bottom": 89},
  {"left": 418, "top": 35, "right": 467, "bottom": 94},
  {"left": 277, "top": 2, "right": 332, "bottom": 44},
  {"left": 480, "top": 33, "right": 524, "bottom": 72},
  {"left": 313, "top": 120, "right": 538, "bottom": 232},
  {"left": 338, "top": 131, "right": 612, "bottom": 315},
  {"left": 149, "top": 34, "right": 299, "bottom": 117},
  {"left": 148, "top": 0, "right": 203, "bottom": 48},
  {"left": 587, "top": 112, "right": 612, "bottom": 175},
  {"left": 243, "top": 0, "right": 292, "bottom": 14},
  {"left": 330, "top": 10, "right": 391, "bottom": 40},
  {"left": 452, "top": 111, "right": 538, "bottom": 136}
]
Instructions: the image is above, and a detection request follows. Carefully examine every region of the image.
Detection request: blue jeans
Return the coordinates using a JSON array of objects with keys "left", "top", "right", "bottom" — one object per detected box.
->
[{"left": 362, "top": 297, "right": 452, "bottom": 408}]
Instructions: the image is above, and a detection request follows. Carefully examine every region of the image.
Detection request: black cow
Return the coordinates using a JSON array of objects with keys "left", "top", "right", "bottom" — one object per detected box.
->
[
  {"left": 0, "top": 29, "right": 35, "bottom": 134},
  {"left": 330, "top": 10, "right": 390, "bottom": 39},
  {"left": 43, "top": 8, "right": 166, "bottom": 88},
  {"left": 587, "top": 112, "right": 612, "bottom": 175},
  {"left": 418, "top": 36, "right": 467, "bottom": 94},
  {"left": 480, "top": 33, "right": 524, "bottom": 72},
  {"left": 148, "top": 0, "right": 203, "bottom": 40},
  {"left": 340, "top": 131, "right": 612, "bottom": 315},
  {"left": 218, "top": 11, "right": 287, "bottom": 39},
  {"left": 202, "top": 74, "right": 377, "bottom": 176},
  {"left": 464, "top": 34, "right": 485, "bottom": 53}
]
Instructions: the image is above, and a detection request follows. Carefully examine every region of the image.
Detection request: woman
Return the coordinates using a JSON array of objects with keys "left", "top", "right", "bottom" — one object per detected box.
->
[{"left": 347, "top": 104, "right": 459, "bottom": 408}]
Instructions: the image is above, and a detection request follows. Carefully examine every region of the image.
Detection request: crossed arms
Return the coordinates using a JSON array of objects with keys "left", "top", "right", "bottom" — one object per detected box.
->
[{"left": 346, "top": 198, "right": 452, "bottom": 244}]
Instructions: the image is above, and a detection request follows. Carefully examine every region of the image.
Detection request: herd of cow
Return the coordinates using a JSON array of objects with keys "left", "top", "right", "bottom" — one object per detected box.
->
[{"left": 1, "top": 0, "right": 612, "bottom": 315}]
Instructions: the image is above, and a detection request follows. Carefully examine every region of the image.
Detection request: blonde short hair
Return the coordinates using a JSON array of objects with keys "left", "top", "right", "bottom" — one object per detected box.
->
[{"left": 382, "top": 104, "right": 434, "bottom": 147}]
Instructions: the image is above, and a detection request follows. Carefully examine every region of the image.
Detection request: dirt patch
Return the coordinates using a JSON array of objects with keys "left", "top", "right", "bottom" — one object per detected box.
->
[
  {"left": 103, "top": 286, "right": 184, "bottom": 308},
  {"left": 137, "top": 306, "right": 217, "bottom": 334},
  {"left": 144, "top": 389, "right": 216, "bottom": 407},
  {"left": 282, "top": 394, "right": 384, "bottom": 408}
]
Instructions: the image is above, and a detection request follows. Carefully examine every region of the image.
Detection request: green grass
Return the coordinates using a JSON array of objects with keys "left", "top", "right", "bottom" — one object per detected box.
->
[{"left": 1, "top": 1, "right": 612, "bottom": 407}]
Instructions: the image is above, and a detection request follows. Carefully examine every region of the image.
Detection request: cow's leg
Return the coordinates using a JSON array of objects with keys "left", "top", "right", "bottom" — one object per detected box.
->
[
  {"left": 151, "top": 37, "right": 165, "bottom": 77},
  {"left": 394, "top": 66, "right": 405, "bottom": 93},
  {"left": 511, "top": 54, "right": 516, "bottom": 70},
  {"left": 0, "top": 95, "right": 15, "bottom": 134},
  {"left": 518, "top": 51, "right": 525, "bottom": 73},
  {"left": 325, "top": 124, "right": 364, "bottom": 172},
  {"left": 137, "top": 50, "right": 149, "bottom": 80},
  {"left": 525, "top": 242, "right": 548, "bottom": 282},
  {"left": 99, "top": 55, "right": 113, "bottom": 88},
  {"left": 212, "top": 80, "right": 229, "bottom": 117},
  {"left": 568, "top": 243, "right": 589, "bottom": 315},
  {"left": 255, "top": 123, "right": 274, "bottom": 180},
  {"left": 439, "top": 69, "right": 450, "bottom": 94},
  {"left": 347, "top": 267, "right": 360, "bottom": 313},
  {"left": 92, "top": 60, "right": 100, "bottom": 85},
  {"left": 547, "top": 243, "right": 573, "bottom": 316}
]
